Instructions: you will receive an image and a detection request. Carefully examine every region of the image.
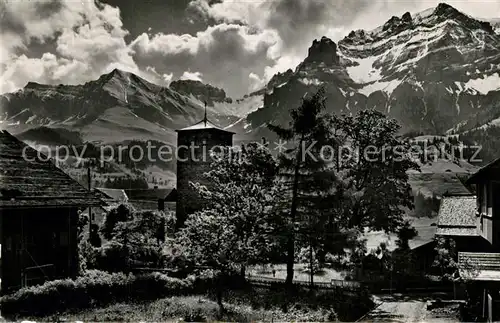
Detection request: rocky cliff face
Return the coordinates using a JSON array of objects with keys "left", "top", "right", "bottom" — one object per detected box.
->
[
  {"left": 169, "top": 79, "right": 232, "bottom": 106},
  {"left": 1, "top": 3, "right": 499, "bottom": 152},
  {"left": 244, "top": 3, "right": 500, "bottom": 138},
  {"left": 0, "top": 69, "right": 239, "bottom": 144}
]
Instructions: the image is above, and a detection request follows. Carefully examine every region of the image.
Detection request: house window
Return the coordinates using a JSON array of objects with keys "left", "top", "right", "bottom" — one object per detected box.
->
[
  {"left": 488, "top": 182, "right": 493, "bottom": 216},
  {"left": 482, "top": 183, "right": 488, "bottom": 214}
]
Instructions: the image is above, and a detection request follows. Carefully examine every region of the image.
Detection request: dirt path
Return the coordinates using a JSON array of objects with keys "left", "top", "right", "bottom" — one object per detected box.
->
[
  {"left": 359, "top": 294, "right": 460, "bottom": 323},
  {"left": 362, "top": 299, "right": 427, "bottom": 322}
]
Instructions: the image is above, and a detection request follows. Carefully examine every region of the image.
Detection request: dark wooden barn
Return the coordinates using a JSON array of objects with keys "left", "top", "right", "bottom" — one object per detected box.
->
[{"left": 0, "top": 130, "right": 104, "bottom": 293}]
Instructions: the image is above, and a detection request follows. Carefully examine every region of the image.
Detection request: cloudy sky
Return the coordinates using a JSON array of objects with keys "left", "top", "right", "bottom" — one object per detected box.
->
[{"left": 1, "top": 0, "right": 499, "bottom": 97}]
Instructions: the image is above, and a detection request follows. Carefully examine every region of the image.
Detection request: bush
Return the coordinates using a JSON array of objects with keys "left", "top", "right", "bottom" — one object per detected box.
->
[
  {"left": 0, "top": 270, "right": 198, "bottom": 318},
  {"left": 31, "top": 295, "right": 339, "bottom": 322},
  {"left": 85, "top": 206, "right": 169, "bottom": 273},
  {"left": 100, "top": 204, "right": 135, "bottom": 240}
]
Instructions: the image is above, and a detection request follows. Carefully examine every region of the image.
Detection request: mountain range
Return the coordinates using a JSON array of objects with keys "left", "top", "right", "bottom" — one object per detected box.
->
[{"left": 1, "top": 3, "right": 499, "bottom": 174}]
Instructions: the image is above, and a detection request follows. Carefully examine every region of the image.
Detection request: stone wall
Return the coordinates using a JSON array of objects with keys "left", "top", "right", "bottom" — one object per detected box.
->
[{"left": 176, "top": 128, "right": 233, "bottom": 228}]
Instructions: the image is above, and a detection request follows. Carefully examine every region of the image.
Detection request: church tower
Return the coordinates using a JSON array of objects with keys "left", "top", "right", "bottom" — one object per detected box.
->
[{"left": 175, "top": 104, "right": 234, "bottom": 228}]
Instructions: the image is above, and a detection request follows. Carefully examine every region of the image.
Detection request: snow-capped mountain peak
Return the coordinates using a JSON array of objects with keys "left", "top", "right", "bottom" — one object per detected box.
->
[{"left": 243, "top": 2, "right": 500, "bottom": 138}]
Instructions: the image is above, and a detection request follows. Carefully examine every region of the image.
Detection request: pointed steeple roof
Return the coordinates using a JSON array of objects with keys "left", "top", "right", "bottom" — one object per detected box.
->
[{"left": 176, "top": 101, "right": 234, "bottom": 133}]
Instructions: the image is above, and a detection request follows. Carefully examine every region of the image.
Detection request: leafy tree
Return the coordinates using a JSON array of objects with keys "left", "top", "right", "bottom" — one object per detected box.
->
[
  {"left": 268, "top": 88, "right": 340, "bottom": 287},
  {"left": 94, "top": 204, "right": 169, "bottom": 272},
  {"left": 335, "top": 109, "right": 420, "bottom": 233},
  {"left": 395, "top": 220, "right": 418, "bottom": 250},
  {"left": 433, "top": 236, "right": 459, "bottom": 281},
  {"left": 389, "top": 221, "right": 420, "bottom": 284},
  {"left": 100, "top": 204, "right": 135, "bottom": 240},
  {"left": 104, "top": 177, "right": 149, "bottom": 189},
  {"left": 432, "top": 236, "right": 479, "bottom": 284},
  {"left": 296, "top": 246, "right": 322, "bottom": 276},
  {"left": 267, "top": 90, "right": 418, "bottom": 286},
  {"left": 173, "top": 142, "right": 281, "bottom": 312}
]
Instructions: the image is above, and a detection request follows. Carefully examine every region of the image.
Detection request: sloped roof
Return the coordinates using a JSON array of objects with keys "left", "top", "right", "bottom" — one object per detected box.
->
[
  {"left": 165, "top": 188, "right": 177, "bottom": 202},
  {"left": 459, "top": 252, "right": 500, "bottom": 281},
  {"left": 123, "top": 188, "right": 173, "bottom": 200},
  {"left": 466, "top": 157, "right": 500, "bottom": 184},
  {"left": 176, "top": 118, "right": 234, "bottom": 133},
  {"left": 436, "top": 195, "right": 478, "bottom": 236},
  {"left": 0, "top": 130, "right": 104, "bottom": 208},
  {"left": 96, "top": 188, "right": 128, "bottom": 202}
]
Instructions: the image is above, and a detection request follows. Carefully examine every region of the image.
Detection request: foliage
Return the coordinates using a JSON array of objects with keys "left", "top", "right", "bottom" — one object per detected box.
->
[
  {"left": 351, "top": 231, "right": 422, "bottom": 285},
  {"left": 89, "top": 223, "right": 102, "bottom": 247},
  {"left": 89, "top": 204, "right": 170, "bottom": 272},
  {"left": 180, "top": 142, "right": 280, "bottom": 270},
  {"left": 0, "top": 270, "right": 198, "bottom": 318},
  {"left": 103, "top": 176, "right": 149, "bottom": 189},
  {"left": 21, "top": 283, "right": 372, "bottom": 322},
  {"left": 335, "top": 109, "right": 420, "bottom": 233},
  {"left": 295, "top": 247, "right": 322, "bottom": 275},
  {"left": 174, "top": 142, "right": 281, "bottom": 310},
  {"left": 395, "top": 220, "right": 418, "bottom": 250},
  {"left": 224, "top": 286, "right": 373, "bottom": 322},
  {"left": 458, "top": 126, "right": 500, "bottom": 165},
  {"left": 23, "top": 294, "right": 351, "bottom": 322},
  {"left": 77, "top": 211, "right": 90, "bottom": 274},
  {"left": 267, "top": 89, "right": 418, "bottom": 285},
  {"left": 412, "top": 191, "right": 441, "bottom": 218},
  {"left": 432, "top": 237, "right": 459, "bottom": 281},
  {"left": 268, "top": 88, "right": 341, "bottom": 286},
  {"left": 100, "top": 204, "right": 135, "bottom": 240},
  {"left": 432, "top": 237, "right": 479, "bottom": 283}
]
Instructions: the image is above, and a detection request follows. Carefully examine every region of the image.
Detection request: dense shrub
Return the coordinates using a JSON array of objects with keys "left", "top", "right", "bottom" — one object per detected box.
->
[
  {"left": 100, "top": 204, "right": 135, "bottom": 240},
  {"left": 224, "top": 285, "right": 372, "bottom": 322},
  {"left": 87, "top": 205, "right": 170, "bottom": 272},
  {"left": 32, "top": 296, "right": 340, "bottom": 322},
  {"left": 0, "top": 270, "right": 199, "bottom": 318}
]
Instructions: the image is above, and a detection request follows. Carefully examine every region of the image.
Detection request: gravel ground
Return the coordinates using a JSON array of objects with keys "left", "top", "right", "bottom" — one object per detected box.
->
[{"left": 360, "top": 294, "right": 461, "bottom": 323}]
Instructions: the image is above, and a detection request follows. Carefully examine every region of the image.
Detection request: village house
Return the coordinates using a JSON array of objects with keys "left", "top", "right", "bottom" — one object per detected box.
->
[
  {"left": 123, "top": 187, "right": 176, "bottom": 212},
  {"left": 436, "top": 159, "right": 500, "bottom": 321},
  {"left": 83, "top": 188, "right": 129, "bottom": 226},
  {"left": 0, "top": 130, "right": 105, "bottom": 293}
]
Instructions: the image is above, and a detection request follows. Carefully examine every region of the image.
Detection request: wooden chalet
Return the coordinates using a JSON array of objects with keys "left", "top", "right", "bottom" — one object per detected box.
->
[
  {"left": 0, "top": 130, "right": 104, "bottom": 293},
  {"left": 435, "top": 159, "right": 500, "bottom": 320},
  {"left": 436, "top": 194, "right": 493, "bottom": 251}
]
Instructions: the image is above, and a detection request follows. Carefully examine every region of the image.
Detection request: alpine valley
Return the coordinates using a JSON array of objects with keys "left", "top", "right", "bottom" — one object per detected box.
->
[{"left": 1, "top": 3, "right": 499, "bottom": 188}]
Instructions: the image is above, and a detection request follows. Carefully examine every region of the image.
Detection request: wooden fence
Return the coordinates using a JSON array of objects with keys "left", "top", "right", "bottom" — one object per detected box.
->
[
  {"left": 247, "top": 275, "right": 364, "bottom": 291},
  {"left": 130, "top": 268, "right": 452, "bottom": 294}
]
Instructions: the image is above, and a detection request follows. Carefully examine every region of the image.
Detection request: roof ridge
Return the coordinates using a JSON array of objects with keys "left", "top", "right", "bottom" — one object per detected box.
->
[{"left": 1, "top": 132, "right": 105, "bottom": 207}]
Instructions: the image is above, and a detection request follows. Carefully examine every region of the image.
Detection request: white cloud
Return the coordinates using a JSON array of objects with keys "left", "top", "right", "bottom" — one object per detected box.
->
[
  {"left": 130, "top": 33, "right": 200, "bottom": 56},
  {"left": 145, "top": 66, "right": 173, "bottom": 85},
  {"left": 2, "top": 0, "right": 498, "bottom": 98},
  {"left": 248, "top": 72, "right": 265, "bottom": 92},
  {"left": 180, "top": 71, "right": 204, "bottom": 82},
  {"left": 130, "top": 23, "right": 279, "bottom": 59},
  {"left": 130, "top": 23, "right": 279, "bottom": 96},
  {"left": 163, "top": 73, "right": 174, "bottom": 84},
  {"left": 186, "top": 0, "right": 500, "bottom": 94},
  {"left": 0, "top": 0, "right": 138, "bottom": 94},
  {"left": 187, "top": 0, "right": 265, "bottom": 26}
]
